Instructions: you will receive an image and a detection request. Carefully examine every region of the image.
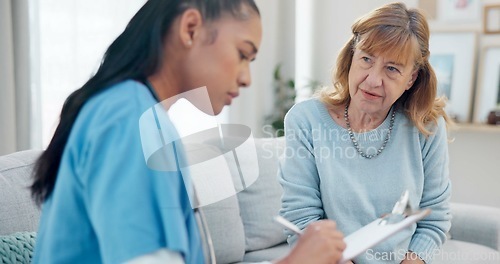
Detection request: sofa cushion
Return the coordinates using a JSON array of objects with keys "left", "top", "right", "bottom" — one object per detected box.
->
[
  {"left": 434, "top": 240, "right": 500, "bottom": 264},
  {"left": 0, "top": 150, "right": 42, "bottom": 235},
  {"left": 185, "top": 142, "right": 246, "bottom": 264},
  {"left": 449, "top": 203, "right": 500, "bottom": 250},
  {"left": 202, "top": 195, "right": 246, "bottom": 264},
  {"left": 237, "top": 137, "right": 287, "bottom": 252}
]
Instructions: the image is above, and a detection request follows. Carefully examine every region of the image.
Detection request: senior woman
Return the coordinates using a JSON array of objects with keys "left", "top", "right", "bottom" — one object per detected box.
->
[{"left": 279, "top": 2, "right": 451, "bottom": 264}]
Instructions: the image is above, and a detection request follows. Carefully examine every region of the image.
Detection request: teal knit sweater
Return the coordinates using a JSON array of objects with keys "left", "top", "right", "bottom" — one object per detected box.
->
[{"left": 279, "top": 99, "right": 451, "bottom": 264}]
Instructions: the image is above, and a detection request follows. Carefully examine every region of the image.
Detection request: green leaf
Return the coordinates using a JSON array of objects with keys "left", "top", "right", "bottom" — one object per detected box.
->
[
  {"left": 287, "top": 80, "right": 295, "bottom": 89},
  {"left": 272, "top": 120, "right": 284, "bottom": 130},
  {"left": 274, "top": 64, "right": 282, "bottom": 80}
]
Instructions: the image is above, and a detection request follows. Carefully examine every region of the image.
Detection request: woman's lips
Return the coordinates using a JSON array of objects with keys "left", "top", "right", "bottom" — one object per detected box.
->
[
  {"left": 228, "top": 92, "right": 239, "bottom": 98},
  {"left": 361, "top": 89, "right": 381, "bottom": 100},
  {"left": 226, "top": 92, "right": 239, "bottom": 105}
]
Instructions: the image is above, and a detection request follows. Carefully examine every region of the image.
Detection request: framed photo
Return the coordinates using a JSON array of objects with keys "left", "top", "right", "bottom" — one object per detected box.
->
[
  {"left": 429, "top": 32, "right": 477, "bottom": 123},
  {"left": 438, "top": 0, "right": 480, "bottom": 22},
  {"left": 484, "top": 4, "right": 500, "bottom": 34},
  {"left": 474, "top": 47, "right": 500, "bottom": 123}
]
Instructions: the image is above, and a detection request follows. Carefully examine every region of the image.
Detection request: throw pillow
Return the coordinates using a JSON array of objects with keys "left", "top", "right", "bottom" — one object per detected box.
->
[
  {"left": 0, "top": 150, "right": 42, "bottom": 236},
  {"left": 0, "top": 232, "right": 36, "bottom": 264}
]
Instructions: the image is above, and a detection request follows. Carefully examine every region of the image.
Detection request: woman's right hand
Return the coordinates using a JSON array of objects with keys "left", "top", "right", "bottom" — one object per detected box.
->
[{"left": 276, "top": 220, "right": 346, "bottom": 264}]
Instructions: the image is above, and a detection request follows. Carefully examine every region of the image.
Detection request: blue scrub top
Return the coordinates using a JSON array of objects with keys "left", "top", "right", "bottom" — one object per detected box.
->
[{"left": 32, "top": 80, "right": 204, "bottom": 264}]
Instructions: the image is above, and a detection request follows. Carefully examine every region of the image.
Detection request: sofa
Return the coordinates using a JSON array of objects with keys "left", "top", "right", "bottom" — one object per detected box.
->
[{"left": 1, "top": 137, "right": 499, "bottom": 263}]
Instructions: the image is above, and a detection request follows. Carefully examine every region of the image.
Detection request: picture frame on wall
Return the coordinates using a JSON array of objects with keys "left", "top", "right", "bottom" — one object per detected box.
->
[
  {"left": 429, "top": 32, "right": 477, "bottom": 123},
  {"left": 474, "top": 46, "right": 500, "bottom": 123},
  {"left": 484, "top": 4, "right": 500, "bottom": 34}
]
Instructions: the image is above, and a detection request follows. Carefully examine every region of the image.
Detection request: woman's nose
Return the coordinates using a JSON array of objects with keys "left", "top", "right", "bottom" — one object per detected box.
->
[
  {"left": 365, "top": 67, "right": 383, "bottom": 87},
  {"left": 238, "top": 65, "right": 252, "bottom": 88}
]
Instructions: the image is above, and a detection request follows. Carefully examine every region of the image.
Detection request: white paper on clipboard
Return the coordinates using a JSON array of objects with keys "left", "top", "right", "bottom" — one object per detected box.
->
[{"left": 339, "top": 209, "right": 431, "bottom": 264}]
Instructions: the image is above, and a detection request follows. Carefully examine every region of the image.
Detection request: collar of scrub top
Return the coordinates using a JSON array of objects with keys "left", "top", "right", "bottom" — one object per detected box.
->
[{"left": 143, "top": 79, "right": 216, "bottom": 264}]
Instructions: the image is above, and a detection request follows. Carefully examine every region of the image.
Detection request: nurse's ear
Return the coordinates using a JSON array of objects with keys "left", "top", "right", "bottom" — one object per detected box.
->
[{"left": 177, "top": 8, "right": 204, "bottom": 48}]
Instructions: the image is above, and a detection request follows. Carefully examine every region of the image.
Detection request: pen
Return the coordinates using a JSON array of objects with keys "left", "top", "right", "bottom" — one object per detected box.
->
[{"left": 274, "top": 216, "right": 303, "bottom": 236}]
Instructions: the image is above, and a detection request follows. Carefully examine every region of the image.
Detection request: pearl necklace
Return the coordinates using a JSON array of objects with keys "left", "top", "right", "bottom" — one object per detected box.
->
[{"left": 344, "top": 104, "right": 395, "bottom": 159}]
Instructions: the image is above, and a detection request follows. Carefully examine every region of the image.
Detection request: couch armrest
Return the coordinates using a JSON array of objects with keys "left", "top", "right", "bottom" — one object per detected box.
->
[{"left": 450, "top": 202, "right": 500, "bottom": 251}]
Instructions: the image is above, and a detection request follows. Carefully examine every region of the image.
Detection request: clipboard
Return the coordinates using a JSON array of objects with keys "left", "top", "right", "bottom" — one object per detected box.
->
[{"left": 339, "top": 209, "right": 431, "bottom": 263}]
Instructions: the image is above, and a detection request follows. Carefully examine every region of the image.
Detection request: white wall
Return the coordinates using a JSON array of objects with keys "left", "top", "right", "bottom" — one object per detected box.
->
[
  {"left": 229, "top": 0, "right": 295, "bottom": 137},
  {"left": 449, "top": 127, "right": 500, "bottom": 208}
]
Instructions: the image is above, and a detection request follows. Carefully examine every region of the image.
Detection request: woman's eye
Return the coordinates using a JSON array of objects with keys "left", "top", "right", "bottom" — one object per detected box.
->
[
  {"left": 239, "top": 51, "right": 249, "bottom": 61},
  {"left": 362, "top": 57, "right": 371, "bottom": 63},
  {"left": 387, "top": 66, "right": 401, "bottom": 74}
]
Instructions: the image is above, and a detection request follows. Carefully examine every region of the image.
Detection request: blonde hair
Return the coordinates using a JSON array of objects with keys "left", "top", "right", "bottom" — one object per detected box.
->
[{"left": 319, "top": 2, "right": 450, "bottom": 136}]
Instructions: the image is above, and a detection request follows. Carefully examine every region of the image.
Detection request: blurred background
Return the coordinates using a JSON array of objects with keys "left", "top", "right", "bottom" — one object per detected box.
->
[{"left": 2, "top": 0, "right": 500, "bottom": 150}]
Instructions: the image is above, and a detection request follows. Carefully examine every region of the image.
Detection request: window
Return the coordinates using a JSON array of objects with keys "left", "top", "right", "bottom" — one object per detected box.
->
[{"left": 34, "top": 0, "right": 146, "bottom": 147}]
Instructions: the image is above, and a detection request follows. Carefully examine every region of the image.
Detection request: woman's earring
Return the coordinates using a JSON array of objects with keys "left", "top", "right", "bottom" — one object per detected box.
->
[{"left": 187, "top": 40, "right": 193, "bottom": 46}]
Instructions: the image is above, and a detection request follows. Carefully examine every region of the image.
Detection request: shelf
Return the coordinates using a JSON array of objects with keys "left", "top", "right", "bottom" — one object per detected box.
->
[{"left": 451, "top": 123, "right": 500, "bottom": 133}]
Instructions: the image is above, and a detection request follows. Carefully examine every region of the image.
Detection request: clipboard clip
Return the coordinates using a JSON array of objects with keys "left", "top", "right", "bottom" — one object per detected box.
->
[{"left": 378, "top": 190, "right": 415, "bottom": 226}]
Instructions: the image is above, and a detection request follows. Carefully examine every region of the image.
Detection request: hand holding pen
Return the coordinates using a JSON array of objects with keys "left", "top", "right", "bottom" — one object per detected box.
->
[{"left": 273, "top": 216, "right": 347, "bottom": 264}]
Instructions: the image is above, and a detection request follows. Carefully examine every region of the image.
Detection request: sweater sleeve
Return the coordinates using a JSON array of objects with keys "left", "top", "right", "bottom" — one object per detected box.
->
[
  {"left": 409, "top": 117, "right": 452, "bottom": 263},
  {"left": 278, "top": 105, "right": 325, "bottom": 245}
]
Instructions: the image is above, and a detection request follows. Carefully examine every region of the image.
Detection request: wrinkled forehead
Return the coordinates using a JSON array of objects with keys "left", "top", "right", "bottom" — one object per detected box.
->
[{"left": 355, "top": 28, "right": 419, "bottom": 68}]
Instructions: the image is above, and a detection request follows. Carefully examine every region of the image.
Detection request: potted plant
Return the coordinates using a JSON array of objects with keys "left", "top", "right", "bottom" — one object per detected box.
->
[
  {"left": 265, "top": 64, "right": 321, "bottom": 137},
  {"left": 264, "top": 64, "right": 295, "bottom": 137}
]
